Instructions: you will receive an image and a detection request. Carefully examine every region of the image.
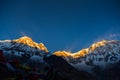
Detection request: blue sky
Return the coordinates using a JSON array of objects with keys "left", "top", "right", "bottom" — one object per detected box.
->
[{"left": 0, "top": 0, "right": 120, "bottom": 52}]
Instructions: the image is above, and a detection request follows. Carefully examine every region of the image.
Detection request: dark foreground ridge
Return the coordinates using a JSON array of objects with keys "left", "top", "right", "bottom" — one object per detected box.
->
[
  {"left": 44, "top": 55, "right": 120, "bottom": 80},
  {"left": 1, "top": 50, "right": 120, "bottom": 80},
  {"left": 44, "top": 55, "right": 95, "bottom": 80},
  {"left": 0, "top": 50, "right": 95, "bottom": 80}
]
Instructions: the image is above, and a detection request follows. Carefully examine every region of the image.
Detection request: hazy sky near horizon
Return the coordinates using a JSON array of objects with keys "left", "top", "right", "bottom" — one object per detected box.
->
[{"left": 0, "top": 0, "right": 120, "bottom": 52}]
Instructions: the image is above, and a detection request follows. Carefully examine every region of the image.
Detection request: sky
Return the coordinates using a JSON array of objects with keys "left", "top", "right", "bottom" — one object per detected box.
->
[{"left": 0, "top": 0, "right": 120, "bottom": 52}]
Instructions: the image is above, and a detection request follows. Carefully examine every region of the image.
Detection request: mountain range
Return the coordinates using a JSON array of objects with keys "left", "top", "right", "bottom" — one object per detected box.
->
[
  {"left": 0, "top": 36, "right": 120, "bottom": 80},
  {"left": 54, "top": 40, "right": 120, "bottom": 73}
]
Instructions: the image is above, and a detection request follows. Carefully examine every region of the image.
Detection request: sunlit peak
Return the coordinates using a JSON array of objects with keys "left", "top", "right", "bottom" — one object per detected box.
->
[{"left": 14, "top": 36, "right": 48, "bottom": 52}]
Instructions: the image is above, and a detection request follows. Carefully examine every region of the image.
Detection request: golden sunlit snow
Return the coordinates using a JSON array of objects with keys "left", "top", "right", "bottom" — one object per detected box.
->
[
  {"left": 14, "top": 36, "right": 48, "bottom": 52},
  {"left": 54, "top": 40, "right": 118, "bottom": 58},
  {"left": 13, "top": 36, "right": 118, "bottom": 59}
]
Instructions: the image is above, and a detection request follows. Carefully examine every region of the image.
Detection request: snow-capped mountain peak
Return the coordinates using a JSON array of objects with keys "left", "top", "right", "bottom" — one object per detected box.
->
[
  {"left": 0, "top": 36, "right": 49, "bottom": 63},
  {"left": 14, "top": 36, "right": 48, "bottom": 52},
  {"left": 54, "top": 40, "right": 120, "bottom": 73},
  {"left": 54, "top": 40, "right": 120, "bottom": 58}
]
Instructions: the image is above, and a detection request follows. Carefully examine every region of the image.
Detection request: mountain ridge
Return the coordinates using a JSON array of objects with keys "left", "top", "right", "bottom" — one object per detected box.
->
[
  {"left": 54, "top": 40, "right": 120, "bottom": 58},
  {"left": 13, "top": 36, "right": 48, "bottom": 52},
  {"left": 0, "top": 36, "right": 120, "bottom": 80},
  {"left": 1, "top": 36, "right": 120, "bottom": 73},
  {"left": 54, "top": 40, "right": 120, "bottom": 73}
]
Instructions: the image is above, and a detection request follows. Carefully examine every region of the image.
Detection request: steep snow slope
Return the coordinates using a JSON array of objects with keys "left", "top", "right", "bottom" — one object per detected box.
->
[
  {"left": 0, "top": 36, "right": 48, "bottom": 62},
  {"left": 54, "top": 40, "right": 120, "bottom": 73}
]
